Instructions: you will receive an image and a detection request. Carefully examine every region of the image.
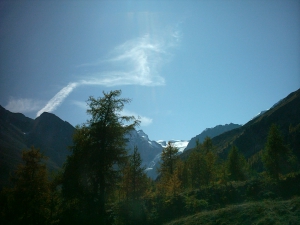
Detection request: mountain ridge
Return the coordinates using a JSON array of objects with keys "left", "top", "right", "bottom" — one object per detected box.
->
[{"left": 181, "top": 88, "right": 300, "bottom": 162}]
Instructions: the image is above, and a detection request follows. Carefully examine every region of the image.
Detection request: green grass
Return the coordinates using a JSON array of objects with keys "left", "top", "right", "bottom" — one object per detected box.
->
[{"left": 164, "top": 197, "right": 300, "bottom": 225}]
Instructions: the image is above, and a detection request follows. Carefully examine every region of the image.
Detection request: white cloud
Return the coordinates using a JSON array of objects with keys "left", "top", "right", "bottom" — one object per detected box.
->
[
  {"left": 37, "top": 29, "right": 181, "bottom": 117},
  {"left": 139, "top": 116, "right": 153, "bottom": 127},
  {"left": 5, "top": 98, "right": 44, "bottom": 113},
  {"left": 36, "top": 82, "right": 79, "bottom": 117},
  {"left": 71, "top": 100, "right": 87, "bottom": 110},
  {"left": 121, "top": 109, "right": 153, "bottom": 127}
]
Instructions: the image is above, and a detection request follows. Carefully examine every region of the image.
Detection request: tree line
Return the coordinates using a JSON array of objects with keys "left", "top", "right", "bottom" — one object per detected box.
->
[{"left": 0, "top": 90, "right": 299, "bottom": 225}]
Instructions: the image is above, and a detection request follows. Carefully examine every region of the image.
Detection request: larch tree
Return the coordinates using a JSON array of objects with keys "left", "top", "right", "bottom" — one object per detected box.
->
[
  {"left": 158, "top": 142, "right": 179, "bottom": 178},
  {"left": 7, "top": 146, "right": 50, "bottom": 225},
  {"left": 61, "top": 90, "right": 139, "bottom": 224},
  {"left": 262, "top": 124, "right": 288, "bottom": 180},
  {"left": 121, "top": 146, "right": 147, "bottom": 200},
  {"left": 227, "top": 145, "right": 245, "bottom": 181}
]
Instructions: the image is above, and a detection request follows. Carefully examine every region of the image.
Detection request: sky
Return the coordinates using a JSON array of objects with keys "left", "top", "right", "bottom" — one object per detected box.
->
[{"left": 0, "top": 0, "right": 299, "bottom": 142}]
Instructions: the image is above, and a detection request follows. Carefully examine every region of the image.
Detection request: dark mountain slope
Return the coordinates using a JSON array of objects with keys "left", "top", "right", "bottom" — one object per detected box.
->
[
  {"left": 0, "top": 106, "right": 163, "bottom": 188},
  {"left": 0, "top": 106, "right": 34, "bottom": 187},
  {"left": 27, "top": 112, "right": 75, "bottom": 169},
  {"left": 183, "top": 88, "right": 300, "bottom": 161},
  {"left": 185, "top": 123, "right": 241, "bottom": 151},
  {"left": 0, "top": 107, "right": 75, "bottom": 188}
]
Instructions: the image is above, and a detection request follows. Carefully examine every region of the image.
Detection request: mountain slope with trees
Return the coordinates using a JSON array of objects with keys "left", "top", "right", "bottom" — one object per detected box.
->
[
  {"left": 184, "top": 123, "right": 241, "bottom": 151},
  {"left": 182, "top": 88, "right": 300, "bottom": 162},
  {"left": 0, "top": 106, "right": 75, "bottom": 188},
  {"left": 1, "top": 89, "right": 300, "bottom": 225}
]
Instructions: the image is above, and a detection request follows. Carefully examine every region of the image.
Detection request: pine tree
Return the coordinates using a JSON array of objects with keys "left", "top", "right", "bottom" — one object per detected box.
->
[
  {"left": 186, "top": 137, "right": 217, "bottom": 188},
  {"left": 61, "top": 90, "right": 139, "bottom": 224},
  {"left": 227, "top": 145, "right": 245, "bottom": 181},
  {"left": 121, "top": 146, "right": 147, "bottom": 200},
  {"left": 158, "top": 142, "right": 179, "bottom": 178},
  {"left": 7, "top": 146, "right": 50, "bottom": 225},
  {"left": 262, "top": 124, "right": 288, "bottom": 180}
]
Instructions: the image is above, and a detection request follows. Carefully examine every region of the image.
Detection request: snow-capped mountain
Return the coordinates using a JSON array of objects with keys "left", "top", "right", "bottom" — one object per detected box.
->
[
  {"left": 126, "top": 129, "right": 189, "bottom": 179},
  {"left": 145, "top": 139, "right": 189, "bottom": 179},
  {"left": 156, "top": 140, "right": 189, "bottom": 152},
  {"left": 126, "top": 129, "right": 163, "bottom": 168}
]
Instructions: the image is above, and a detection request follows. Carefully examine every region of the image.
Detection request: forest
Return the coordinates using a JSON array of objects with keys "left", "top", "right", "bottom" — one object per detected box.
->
[{"left": 1, "top": 90, "right": 300, "bottom": 225}]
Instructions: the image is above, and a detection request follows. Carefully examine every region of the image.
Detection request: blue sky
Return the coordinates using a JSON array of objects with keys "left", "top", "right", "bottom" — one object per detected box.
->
[{"left": 1, "top": 0, "right": 299, "bottom": 141}]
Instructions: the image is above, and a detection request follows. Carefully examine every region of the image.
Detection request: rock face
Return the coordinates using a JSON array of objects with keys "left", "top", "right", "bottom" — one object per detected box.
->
[
  {"left": 184, "top": 123, "right": 241, "bottom": 151},
  {"left": 126, "top": 129, "right": 163, "bottom": 167}
]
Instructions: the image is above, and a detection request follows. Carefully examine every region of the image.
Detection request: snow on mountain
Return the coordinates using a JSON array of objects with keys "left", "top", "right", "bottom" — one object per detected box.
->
[
  {"left": 145, "top": 139, "right": 189, "bottom": 179},
  {"left": 137, "top": 130, "right": 162, "bottom": 148},
  {"left": 126, "top": 129, "right": 162, "bottom": 169},
  {"left": 156, "top": 140, "right": 189, "bottom": 152}
]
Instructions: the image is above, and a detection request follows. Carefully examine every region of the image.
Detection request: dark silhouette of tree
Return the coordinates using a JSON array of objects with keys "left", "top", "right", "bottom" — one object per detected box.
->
[
  {"left": 61, "top": 90, "right": 139, "bottom": 224},
  {"left": 121, "top": 146, "right": 147, "bottom": 200},
  {"left": 186, "top": 137, "right": 217, "bottom": 188},
  {"left": 158, "top": 142, "right": 179, "bottom": 178},
  {"left": 262, "top": 124, "right": 288, "bottom": 180},
  {"left": 5, "top": 146, "right": 50, "bottom": 225},
  {"left": 227, "top": 145, "right": 245, "bottom": 181}
]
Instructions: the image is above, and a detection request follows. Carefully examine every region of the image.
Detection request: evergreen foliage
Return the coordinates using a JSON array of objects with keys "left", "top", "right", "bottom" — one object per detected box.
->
[
  {"left": 158, "top": 141, "right": 179, "bottom": 177},
  {"left": 1, "top": 146, "right": 51, "bottom": 225},
  {"left": 1, "top": 89, "right": 300, "bottom": 225},
  {"left": 121, "top": 146, "right": 147, "bottom": 200},
  {"left": 60, "top": 90, "right": 139, "bottom": 224},
  {"left": 262, "top": 124, "right": 289, "bottom": 180},
  {"left": 227, "top": 145, "right": 246, "bottom": 181}
]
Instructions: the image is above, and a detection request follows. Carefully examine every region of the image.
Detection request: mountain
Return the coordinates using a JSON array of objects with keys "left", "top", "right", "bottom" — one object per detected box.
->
[
  {"left": 126, "top": 129, "right": 163, "bottom": 167},
  {"left": 0, "top": 106, "right": 75, "bottom": 187},
  {"left": 184, "top": 123, "right": 242, "bottom": 151},
  {"left": 145, "top": 139, "right": 189, "bottom": 179},
  {"left": 0, "top": 106, "right": 163, "bottom": 187},
  {"left": 157, "top": 140, "right": 189, "bottom": 153},
  {"left": 27, "top": 112, "right": 75, "bottom": 169},
  {"left": 147, "top": 127, "right": 243, "bottom": 180},
  {"left": 182, "top": 88, "right": 300, "bottom": 162}
]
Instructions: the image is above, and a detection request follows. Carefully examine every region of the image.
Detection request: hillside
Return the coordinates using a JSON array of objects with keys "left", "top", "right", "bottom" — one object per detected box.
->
[
  {"left": 0, "top": 106, "right": 163, "bottom": 187},
  {"left": 0, "top": 106, "right": 75, "bottom": 187},
  {"left": 165, "top": 197, "right": 300, "bottom": 225},
  {"left": 182, "top": 88, "right": 300, "bottom": 161},
  {"left": 184, "top": 123, "right": 241, "bottom": 151}
]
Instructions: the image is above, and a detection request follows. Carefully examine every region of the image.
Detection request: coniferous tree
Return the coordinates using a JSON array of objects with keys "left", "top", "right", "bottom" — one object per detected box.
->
[
  {"left": 202, "top": 136, "right": 213, "bottom": 154},
  {"left": 121, "top": 146, "right": 147, "bottom": 200},
  {"left": 262, "top": 124, "right": 288, "bottom": 180},
  {"left": 186, "top": 137, "right": 217, "bottom": 188},
  {"left": 5, "top": 146, "right": 50, "bottom": 225},
  {"left": 187, "top": 151, "right": 208, "bottom": 188},
  {"left": 61, "top": 90, "right": 139, "bottom": 224},
  {"left": 227, "top": 145, "right": 245, "bottom": 181},
  {"left": 166, "top": 165, "right": 182, "bottom": 197},
  {"left": 158, "top": 142, "right": 179, "bottom": 178}
]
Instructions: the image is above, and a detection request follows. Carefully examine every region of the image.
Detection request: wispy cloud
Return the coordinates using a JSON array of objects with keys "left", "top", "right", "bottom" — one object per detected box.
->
[
  {"left": 71, "top": 100, "right": 87, "bottom": 110},
  {"left": 71, "top": 101, "right": 153, "bottom": 127},
  {"left": 120, "top": 109, "right": 153, "bottom": 127},
  {"left": 5, "top": 98, "right": 44, "bottom": 113},
  {"left": 37, "top": 30, "right": 181, "bottom": 117},
  {"left": 36, "top": 82, "right": 79, "bottom": 117}
]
